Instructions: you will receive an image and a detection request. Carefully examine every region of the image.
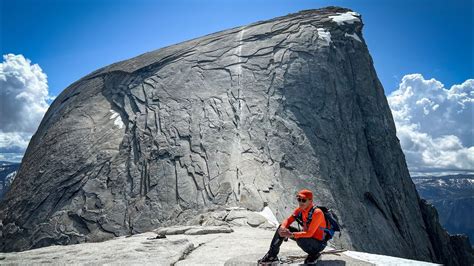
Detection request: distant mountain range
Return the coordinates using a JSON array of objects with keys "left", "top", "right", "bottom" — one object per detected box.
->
[
  {"left": 413, "top": 174, "right": 474, "bottom": 245},
  {"left": 0, "top": 161, "right": 20, "bottom": 200}
]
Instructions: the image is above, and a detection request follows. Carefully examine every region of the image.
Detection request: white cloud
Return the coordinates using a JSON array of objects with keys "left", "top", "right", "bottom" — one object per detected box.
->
[
  {"left": 388, "top": 74, "right": 474, "bottom": 176},
  {"left": 0, "top": 54, "right": 54, "bottom": 162}
]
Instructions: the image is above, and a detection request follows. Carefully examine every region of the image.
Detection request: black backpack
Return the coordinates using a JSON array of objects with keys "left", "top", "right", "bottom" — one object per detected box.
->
[{"left": 293, "top": 205, "right": 341, "bottom": 242}]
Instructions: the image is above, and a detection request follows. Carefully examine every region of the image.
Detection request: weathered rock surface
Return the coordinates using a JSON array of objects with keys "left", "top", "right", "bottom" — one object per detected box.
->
[
  {"left": 0, "top": 231, "right": 195, "bottom": 265},
  {"left": 0, "top": 6, "right": 471, "bottom": 265},
  {"left": 0, "top": 225, "right": 440, "bottom": 265}
]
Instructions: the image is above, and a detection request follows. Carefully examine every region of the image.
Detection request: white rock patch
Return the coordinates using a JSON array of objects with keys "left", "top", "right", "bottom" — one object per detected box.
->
[
  {"left": 329, "top": 11, "right": 361, "bottom": 25},
  {"left": 109, "top": 110, "right": 124, "bottom": 129}
]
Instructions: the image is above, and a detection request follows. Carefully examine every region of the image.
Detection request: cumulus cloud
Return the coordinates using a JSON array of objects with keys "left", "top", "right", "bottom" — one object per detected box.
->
[
  {"left": 388, "top": 74, "right": 474, "bottom": 176},
  {"left": 0, "top": 54, "right": 54, "bottom": 162}
]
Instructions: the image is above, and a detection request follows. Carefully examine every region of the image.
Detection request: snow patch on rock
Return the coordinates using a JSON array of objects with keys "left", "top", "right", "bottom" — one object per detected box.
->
[
  {"left": 257, "top": 206, "right": 279, "bottom": 226},
  {"left": 345, "top": 32, "right": 362, "bottom": 42},
  {"left": 344, "top": 250, "right": 440, "bottom": 265},
  {"left": 5, "top": 171, "right": 16, "bottom": 185},
  {"left": 329, "top": 11, "right": 361, "bottom": 25},
  {"left": 109, "top": 110, "right": 124, "bottom": 129},
  {"left": 317, "top": 28, "right": 332, "bottom": 46}
]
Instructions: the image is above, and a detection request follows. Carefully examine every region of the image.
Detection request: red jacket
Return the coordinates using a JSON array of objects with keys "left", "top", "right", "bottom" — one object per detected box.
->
[{"left": 281, "top": 203, "right": 327, "bottom": 240}]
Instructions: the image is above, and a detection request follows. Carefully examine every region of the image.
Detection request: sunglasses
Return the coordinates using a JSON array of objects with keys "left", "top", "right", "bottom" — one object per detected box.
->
[{"left": 296, "top": 197, "right": 307, "bottom": 203}]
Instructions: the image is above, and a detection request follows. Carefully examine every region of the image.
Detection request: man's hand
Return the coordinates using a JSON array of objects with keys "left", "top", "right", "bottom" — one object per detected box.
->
[{"left": 278, "top": 227, "right": 293, "bottom": 238}]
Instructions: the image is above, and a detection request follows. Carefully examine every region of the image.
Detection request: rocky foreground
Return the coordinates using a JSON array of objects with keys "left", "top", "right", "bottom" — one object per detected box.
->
[{"left": 0, "top": 224, "right": 439, "bottom": 265}]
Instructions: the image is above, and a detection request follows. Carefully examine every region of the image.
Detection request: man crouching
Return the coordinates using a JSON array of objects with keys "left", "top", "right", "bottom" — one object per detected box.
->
[{"left": 258, "top": 189, "right": 327, "bottom": 264}]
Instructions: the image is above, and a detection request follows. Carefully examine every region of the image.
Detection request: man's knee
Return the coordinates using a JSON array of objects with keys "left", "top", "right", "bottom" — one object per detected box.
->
[
  {"left": 276, "top": 224, "right": 282, "bottom": 233},
  {"left": 274, "top": 224, "right": 286, "bottom": 238},
  {"left": 296, "top": 238, "right": 325, "bottom": 254}
]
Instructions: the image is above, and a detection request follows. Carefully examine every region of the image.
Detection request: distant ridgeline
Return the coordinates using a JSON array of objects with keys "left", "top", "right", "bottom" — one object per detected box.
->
[
  {"left": 413, "top": 174, "right": 474, "bottom": 245},
  {"left": 0, "top": 162, "right": 20, "bottom": 200}
]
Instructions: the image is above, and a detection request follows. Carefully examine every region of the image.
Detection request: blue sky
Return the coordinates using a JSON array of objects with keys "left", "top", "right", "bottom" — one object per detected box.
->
[
  {"left": 1, "top": 0, "right": 472, "bottom": 97},
  {"left": 1, "top": 0, "right": 473, "bottom": 174}
]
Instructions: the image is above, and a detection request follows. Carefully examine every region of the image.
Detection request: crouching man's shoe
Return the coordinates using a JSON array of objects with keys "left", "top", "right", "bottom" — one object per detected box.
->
[
  {"left": 303, "top": 252, "right": 321, "bottom": 264},
  {"left": 257, "top": 252, "right": 279, "bottom": 264}
]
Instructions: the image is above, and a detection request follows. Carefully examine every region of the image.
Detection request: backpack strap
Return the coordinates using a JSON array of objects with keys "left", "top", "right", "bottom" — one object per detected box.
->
[
  {"left": 306, "top": 206, "right": 317, "bottom": 225},
  {"left": 292, "top": 206, "right": 317, "bottom": 228},
  {"left": 292, "top": 211, "right": 304, "bottom": 227}
]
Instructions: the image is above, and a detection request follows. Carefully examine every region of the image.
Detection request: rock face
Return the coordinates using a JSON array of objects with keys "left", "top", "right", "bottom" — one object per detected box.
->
[{"left": 0, "top": 6, "right": 471, "bottom": 265}]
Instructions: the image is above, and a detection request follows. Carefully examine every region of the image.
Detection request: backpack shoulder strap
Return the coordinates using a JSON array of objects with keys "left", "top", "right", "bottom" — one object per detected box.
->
[
  {"left": 306, "top": 205, "right": 317, "bottom": 225},
  {"left": 307, "top": 206, "right": 317, "bottom": 224},
  {"left": 292, "top": 210, "right": 304, "bottom": 226}
]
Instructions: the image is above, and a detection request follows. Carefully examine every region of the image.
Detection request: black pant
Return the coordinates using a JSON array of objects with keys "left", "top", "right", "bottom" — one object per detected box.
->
[{"left": 267, "top": 224, "right": 326, "bottom": 257}]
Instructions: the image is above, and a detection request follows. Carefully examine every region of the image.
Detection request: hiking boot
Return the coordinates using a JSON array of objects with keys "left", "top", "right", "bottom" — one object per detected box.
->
[
  {"left": 304, "top": 253, "right": 321, "bottom": 264},
  {"left": 257, "top": 253, "right": 279, "bottom": 264}
]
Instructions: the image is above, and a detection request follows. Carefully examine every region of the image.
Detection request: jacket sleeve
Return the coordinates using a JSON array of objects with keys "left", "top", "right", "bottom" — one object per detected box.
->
[
  {"left": 293, "top": 209, "right": 324, "bottom": 239},
  {"left": 281, "top": 208, "right": 299, "bottom": 228}
]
